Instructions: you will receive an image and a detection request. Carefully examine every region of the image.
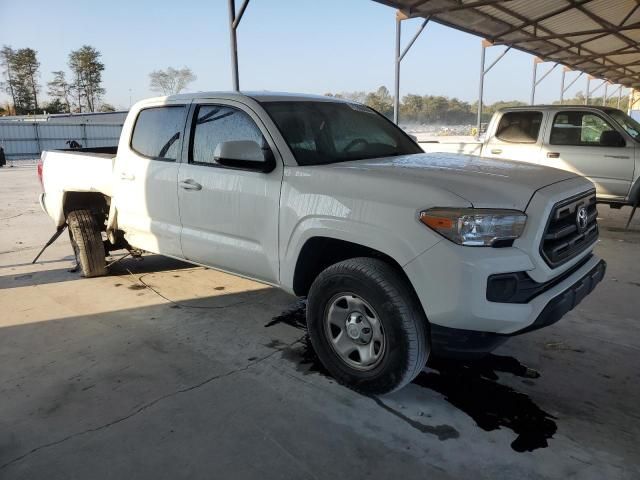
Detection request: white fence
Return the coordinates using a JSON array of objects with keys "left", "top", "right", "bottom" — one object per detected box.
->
[{"left": 0, "top": 122, "right": 124, "bottom": 163}]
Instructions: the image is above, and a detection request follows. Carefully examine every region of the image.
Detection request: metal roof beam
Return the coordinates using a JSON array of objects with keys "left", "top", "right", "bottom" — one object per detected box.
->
[
  {"left": 567, "top": 45, "right": 638, "bottom": 64},
  {"left": 492, "top": 22, "right": 640, "bottom": 44},
  {"left": 567, "top": 0, "right": 637, "bottom": 49},
  {"left": 488, "top": 3, "right": 634, "bottom": 84},
  {"left": 619, "top": 3, "right": 640, "bottom": 27}
]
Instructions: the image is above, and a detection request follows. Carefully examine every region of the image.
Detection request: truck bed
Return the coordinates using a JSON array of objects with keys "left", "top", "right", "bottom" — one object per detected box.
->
[{"left": 40, "top": 148, "right": 117, "bottom": 225}]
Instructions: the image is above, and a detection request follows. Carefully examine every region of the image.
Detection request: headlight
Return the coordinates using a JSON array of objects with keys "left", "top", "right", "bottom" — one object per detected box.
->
[{"left": 419, "top": 208, "right": 526, "bottom": 246}]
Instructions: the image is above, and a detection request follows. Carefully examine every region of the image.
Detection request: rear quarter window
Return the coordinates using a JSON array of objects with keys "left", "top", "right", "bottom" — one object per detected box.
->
[
  {"left": 495, "top": 111, "right": 543, "bottom": 143},
  {"left": 130, "top": 106, "right": 186, "bottom": 160}
]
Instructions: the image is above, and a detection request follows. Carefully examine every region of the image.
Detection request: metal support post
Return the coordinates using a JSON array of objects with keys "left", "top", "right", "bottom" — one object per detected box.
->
[
  {"left": 586, "top": 76, "right": 591, "bottom": 104},
  {"left": 477, "top": 42, "right": 487, "bottom": 137},
  {"left": 588, "top": 79, "right": 607, "bottom": 105},
  {"left": 227, "top": 0, "right": 251, "bottom": 91},
  {"left": 560, "top": 69, "right": 583, "bottom": 105},
  {"left": 393, "top": 12, "right": 429, "bottom": 124},
  {"left": 476, "top": 40, "right": 510, "bottom": 137},
  {"left": 617, "top": 87, "right": 623, "bottom": 109},
  {"left": 530, "top": 58, "right": 538, "bottom": 105},
  {"left": 603, "top": 82, "right": 608, "bottom": 106},
  {"left": 531, "top": 59, "right": 557, "bottom": 105},
  {"left": 393, "top": 13, "right": 402, "bottom": 124}
]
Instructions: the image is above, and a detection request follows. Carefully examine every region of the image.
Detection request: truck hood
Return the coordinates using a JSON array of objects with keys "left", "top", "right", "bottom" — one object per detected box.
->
[{"left": 326, "top": 152, "right": 579, "bottom": 210}]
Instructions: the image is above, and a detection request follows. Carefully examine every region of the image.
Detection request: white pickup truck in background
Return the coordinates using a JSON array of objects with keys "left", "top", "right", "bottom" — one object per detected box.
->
[
  {"left": 38, "top": 92, "right": 605, "bottom": 394},
  {"left": 421, "top": 106, "right": 640, "bottom": 223}
]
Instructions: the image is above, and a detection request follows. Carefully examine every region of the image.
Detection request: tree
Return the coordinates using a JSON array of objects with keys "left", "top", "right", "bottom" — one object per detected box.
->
[
  {"left": 47, "top": 71, "right": 72, "bottom": 113},
  {"left": 0, "top": 46, "right": 18, "bottom": 112},
  {"left": 69, "top": 45, "right": 105, "bottom": 112},
  {"left": 0, "top": 46, "right": 40, "bottom": 114},
  {"left": 42, "top": 98, "right": 68, "bottom": 114},
  {"left": 16, "top": 48, "right": 40, "bottom": 111},
  {"left": 149, "top": 67, "right": 196, "bottom": 95},
  {"left": 365, "top": 86, "right": 393, "bottom": 118}
]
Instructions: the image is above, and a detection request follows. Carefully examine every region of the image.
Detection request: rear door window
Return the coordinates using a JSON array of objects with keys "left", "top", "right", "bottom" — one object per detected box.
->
[
  {"left": 550, "top": 111, "right": 620, "bottom": 146},
  {"left": 495, "top": 111, "right": 543, "bottom": 143},
  {"left": 131, "top": 106, "right": 186, "bottom": 160}
]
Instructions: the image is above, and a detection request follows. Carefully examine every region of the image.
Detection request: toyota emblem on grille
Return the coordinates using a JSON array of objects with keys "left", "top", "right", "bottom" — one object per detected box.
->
[{"left": 576, "top": 206, "right": 588, "bottom": 232}]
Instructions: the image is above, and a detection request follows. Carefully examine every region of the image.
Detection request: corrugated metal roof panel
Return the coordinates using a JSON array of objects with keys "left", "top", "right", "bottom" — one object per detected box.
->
[{"left": 372, "top": 0, "right": 640, "bottom": 87}]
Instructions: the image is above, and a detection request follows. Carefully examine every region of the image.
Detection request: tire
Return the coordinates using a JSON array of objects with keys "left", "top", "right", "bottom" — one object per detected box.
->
[
  {"left": 67, "top": 209, "right": 107, "bottom": 278},
  {"left": 307, "top": 257, "right": 429, "bottom": 395}
]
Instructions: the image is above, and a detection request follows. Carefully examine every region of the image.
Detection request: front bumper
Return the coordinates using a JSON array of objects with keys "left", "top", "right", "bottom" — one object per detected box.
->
[
  {"left": 403, "top": 239, "right": 604, "bottom": 335},
  {"left": 428, "top": 259, "right": 605, "bottom": 358},
  {"left": 514, "top": 258, "right": 605, "bottom": 335}
]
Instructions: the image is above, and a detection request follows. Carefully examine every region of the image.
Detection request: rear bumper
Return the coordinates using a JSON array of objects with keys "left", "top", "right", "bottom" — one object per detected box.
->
[{"left": 431, "top": 259, "right": 606, "bottom": 358}]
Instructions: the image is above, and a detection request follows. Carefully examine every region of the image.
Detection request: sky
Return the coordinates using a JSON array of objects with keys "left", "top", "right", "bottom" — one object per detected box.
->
[{"left": 0, "top": 0, "right": 602, "bottom": 110}]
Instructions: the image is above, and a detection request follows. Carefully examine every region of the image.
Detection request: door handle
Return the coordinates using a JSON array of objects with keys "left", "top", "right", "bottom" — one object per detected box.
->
[
  {"left": 604, "top": 155, "right": 630, "bottom": 159},
  {"left": 119, "top": 172, "right": 135, "bottom": 181},
  {"left": 179, "top": 179, "right": 202, "bottom": 191},
  {"left": 490, "top": 149, "right": 502, "bottom": 154},
  {"left": 547, "top": 152, "right": 560, "bottom": 158}
]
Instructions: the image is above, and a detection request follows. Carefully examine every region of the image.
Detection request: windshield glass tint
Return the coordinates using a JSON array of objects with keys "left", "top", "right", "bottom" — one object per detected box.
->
[
  {"left": 261, "top": 101, "right": 422, "bottom": 165},
  {"left": 608, "top": 109, "right": 640, "bottom": 141}
]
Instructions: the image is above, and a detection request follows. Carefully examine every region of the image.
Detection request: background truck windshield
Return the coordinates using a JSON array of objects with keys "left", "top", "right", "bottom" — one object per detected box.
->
[
  {"left": 261, "top": 101, "right": 422, "bottom": 165},
  {"left": 608, "top": 109, "right": 640, "bottom": 141}
]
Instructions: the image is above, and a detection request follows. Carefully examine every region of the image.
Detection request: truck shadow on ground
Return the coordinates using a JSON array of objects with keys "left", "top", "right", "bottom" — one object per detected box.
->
[
  {"left": 267, "top": 300, "right": 557, "bottom": 453},
  {"left": 0, "top": 254, "right": 192, "bottom": 290}
]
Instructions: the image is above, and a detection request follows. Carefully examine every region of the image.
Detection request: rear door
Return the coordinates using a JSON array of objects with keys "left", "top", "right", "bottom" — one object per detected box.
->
[
  {"left": 113, "top": 103, "right": 187, "bottom": 256},
  {"left": 177, "top": 100, "right": 282, "bottom": 284},
  {"left": 483, "top": 110, "right": 545, "bottom": 163},
  {"left": 541, "top": 110, "right": 635, "bottom": 200}
]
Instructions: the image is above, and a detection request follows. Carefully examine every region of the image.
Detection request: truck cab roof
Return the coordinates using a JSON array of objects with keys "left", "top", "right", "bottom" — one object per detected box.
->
[
  {"left": 143, "top": 91, "right": 353, "bottom": 104},
  {"left": 496, "top": 104, "right": 623, "bottom": 114}
]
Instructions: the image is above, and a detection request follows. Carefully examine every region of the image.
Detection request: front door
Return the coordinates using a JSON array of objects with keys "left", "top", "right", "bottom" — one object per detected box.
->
[
  {"left": 541, "top": 110, "right": 635, "bottom": 200},
  {"left": 113, "top": 104, "right": 187, "bottom": 256},
  {"left": 177, "top": 101, "right": 282, "bottom": 284}
]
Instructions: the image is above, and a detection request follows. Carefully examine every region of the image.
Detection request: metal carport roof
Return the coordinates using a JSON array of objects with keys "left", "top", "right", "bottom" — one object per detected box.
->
[{"left": 373, "top": 0, "right": 640, "bottom": 88}]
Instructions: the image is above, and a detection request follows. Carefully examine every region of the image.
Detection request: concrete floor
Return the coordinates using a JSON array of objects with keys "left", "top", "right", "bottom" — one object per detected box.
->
[{"left": 1, "top": 166, "right": 639, "bottom": 479}]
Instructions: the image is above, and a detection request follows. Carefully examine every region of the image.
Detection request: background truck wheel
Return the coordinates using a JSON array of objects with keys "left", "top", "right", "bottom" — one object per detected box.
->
[
  {"left": 307, "top": 257, "right": 430, "bottom": 395},
  {"left": 67, "top": 209, "right": 107, "bottom": 278}
]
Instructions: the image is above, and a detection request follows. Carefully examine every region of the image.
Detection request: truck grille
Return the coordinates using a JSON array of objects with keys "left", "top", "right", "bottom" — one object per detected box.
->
[{"left": 540, "top": 190, "right": 598, "bottom": 268}]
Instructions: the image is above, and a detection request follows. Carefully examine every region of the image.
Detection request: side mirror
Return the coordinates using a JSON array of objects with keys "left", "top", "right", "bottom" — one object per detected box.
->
[
  {"left": 214, "top": 140, "right": 276, "bottom": 173},
  {"left": 600, "top": 130, "right": 626, "bottom": 147}
]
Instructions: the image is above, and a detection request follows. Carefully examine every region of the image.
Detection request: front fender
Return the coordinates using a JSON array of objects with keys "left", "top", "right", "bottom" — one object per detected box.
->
[{"left": 279, "top": 214, "right": 441, "bottom": 292}]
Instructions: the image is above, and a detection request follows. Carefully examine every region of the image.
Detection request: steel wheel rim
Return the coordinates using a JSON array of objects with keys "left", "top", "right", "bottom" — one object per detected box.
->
[{"left": 324, "top": 292, "right": 386, "bottom": 371}]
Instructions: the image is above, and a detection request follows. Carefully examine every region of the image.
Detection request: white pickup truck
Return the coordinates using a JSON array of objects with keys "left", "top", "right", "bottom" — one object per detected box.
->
[
  {"left": 422, "top": 105, "right": 640, "bottom": 220},
  {"left": 38, "top": 92, "right": 605, "bottom": 394}
]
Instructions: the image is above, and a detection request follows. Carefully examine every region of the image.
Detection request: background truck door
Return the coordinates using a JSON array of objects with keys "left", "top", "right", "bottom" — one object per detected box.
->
[
  {"left": 483, "top": 110, "right": 545, "bottom": 163},
  {"left": 112, "top": 104, "right": 186, "bottom": 257},
  {"left": 177, "top": 101, "right": 282, "bottom": 284},
  {"left": 541, "top": 110, "right": 635, "bottom": 200}
]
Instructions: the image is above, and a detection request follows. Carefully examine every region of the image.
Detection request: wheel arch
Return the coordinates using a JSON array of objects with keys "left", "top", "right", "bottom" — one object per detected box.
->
[
  {"left": 63, "top": 191, "right": 110, "bottom": 218},
  {"left": 291, "top": 236, "right": 421, "bottom": 304}
]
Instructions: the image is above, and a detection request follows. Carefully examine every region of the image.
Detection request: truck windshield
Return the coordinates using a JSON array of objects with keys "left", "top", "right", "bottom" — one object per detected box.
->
[
  {"left": 608, "top": 109, "right": 640, "bottom": 141},
  {"left": 261, "top": 101, "right": 422, "bottom": 165}
]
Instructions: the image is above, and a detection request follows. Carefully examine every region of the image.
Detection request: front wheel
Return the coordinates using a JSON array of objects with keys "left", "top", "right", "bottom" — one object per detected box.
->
[
  {"left": 67, "top": 209, "right": 107, "bottom": 278},
  {"left": 307, "top": 257, "right": 430, "bottom": 395}
]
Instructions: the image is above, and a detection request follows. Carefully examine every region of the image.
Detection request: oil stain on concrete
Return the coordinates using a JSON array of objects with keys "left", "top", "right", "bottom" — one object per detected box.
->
[{"left": 266, "top": 302, "right": 557, "bottom": 453}]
